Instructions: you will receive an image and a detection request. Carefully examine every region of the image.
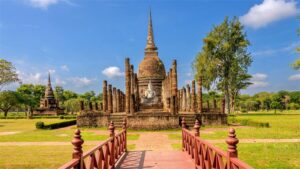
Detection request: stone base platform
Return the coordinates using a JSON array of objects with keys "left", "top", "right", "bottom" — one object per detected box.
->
[{"left": 77, "top": 111, "right": 227, "bottom": 129}]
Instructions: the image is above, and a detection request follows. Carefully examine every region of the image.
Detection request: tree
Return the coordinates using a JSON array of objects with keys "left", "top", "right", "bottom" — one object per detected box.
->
[
  {"left": 16, "top": 84, "right": 45, "bottom": 117},
  {"left": 55, "top": 86, "right": 65, "bottom": 105},
  {"left": 292, "top": 19, "right": 300, "bottom": 70},
  {"left": 271, "top": 101, "right": 282, "bottom": 114},
  {"left": 63, "top": 90, "right": 78, "bottom": 100},
  {"left": 0, "top": 59, "right": 19, "bottom": 90},
  {"left": 80, "top": 91, "right": 96, "bottom": 102},
  {"left": 0, "top": 91, "right": 21, "bottom": 117},
  {"left": 193, "top": 17, "right": 252, "bottom": 114}
]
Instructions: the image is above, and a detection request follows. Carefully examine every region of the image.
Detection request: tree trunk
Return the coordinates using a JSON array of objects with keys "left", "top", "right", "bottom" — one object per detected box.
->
[
  {"left": 230, "top": 95, "right": 235, "bottom": 113},
  {"left": 4, "top": 110, "right": 8, "bottom": 117},
  {"left": 224, "top": 82, "right": 230, "bottom": 114}
]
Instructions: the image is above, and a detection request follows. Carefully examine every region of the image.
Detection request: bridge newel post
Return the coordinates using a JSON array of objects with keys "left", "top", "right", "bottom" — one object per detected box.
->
[
  {"left": 72, "top": 129, "right": 84, "bottom": 169},
  {"left": 193, "top": 119, "right": 200, "bottom": 166},
  {"left": 122, "top": 118, "right": 127, "bottom": 152},
  {"left": 181, "top": 117, "right": 187, "bottom": 151},
  {"left": 109, "top": 121, "right": 115, "bottom": 168},
  {"left": 226, "top": 128, "right": 239, "bottom": 169}
]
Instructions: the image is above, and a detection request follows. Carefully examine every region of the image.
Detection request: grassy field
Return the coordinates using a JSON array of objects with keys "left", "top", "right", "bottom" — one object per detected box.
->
[{"left": 1, "top": 111, "right": 300, "bottom": 168}]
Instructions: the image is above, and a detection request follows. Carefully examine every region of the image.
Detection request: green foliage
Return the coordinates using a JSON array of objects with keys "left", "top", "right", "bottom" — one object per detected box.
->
[
  {"left": 193, "top": 17, "right": 252, "bottom": 113},
  {"left": 0, "top": 59, "right": 19, "bottom": 90},
  {"left": 36, "top": 120, "right": 76, "bottom": 129},
  {"left": 0, "top": 91, "right": 21, "bottom": 117},
  {"left": 35, "top": 121, "right": 45, "bottom": 129}
]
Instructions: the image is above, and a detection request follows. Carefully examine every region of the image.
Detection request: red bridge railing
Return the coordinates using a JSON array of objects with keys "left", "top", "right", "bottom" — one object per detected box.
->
[
  {"left": 59, "top": 119, "right": 127, "bottom": 169},
  {"left": 181, "top": 118, "right": 253, "bottom": 169}
]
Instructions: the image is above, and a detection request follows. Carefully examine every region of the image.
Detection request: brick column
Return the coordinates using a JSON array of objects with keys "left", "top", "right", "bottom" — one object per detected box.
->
[
  {"left": 191, "top": 80, "right": 196, "bottom": 113},
  {"left": 186, "top": 84, "right": 191, "bottom": 112},
  {"left": 102, "top": 80, "right": 107, "bottom": 113},
  {"left": 112, "top": 87, "right": 116, "bottom": 113},
  {"left": 172, "top": 60, "right": 178, "bottom": 113},
  {"left": 130, "top": 94, "right": 135, "bottom": 114},
  {"left": 134, "top": 74, "right": 139, "bottom": 111},
  {"left": 125, "top": 58, "right": 131, "bottom": 114},
  {"left": 183, "top": 87, "right": 186, "bottom": 111},
  {"left": 197, "top": 77, "right": 203, "bottom": 113},
  {"left": 116, "top": 89, "right": 120, "bottom": 112},
  {"left": 107, "top": 84, "right": 112, "bottom": 114}
]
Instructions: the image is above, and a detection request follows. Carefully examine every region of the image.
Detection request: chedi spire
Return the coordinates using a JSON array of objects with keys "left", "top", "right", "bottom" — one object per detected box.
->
[{"left": 145, "top": 9, "right": 157, "bottom": 52}]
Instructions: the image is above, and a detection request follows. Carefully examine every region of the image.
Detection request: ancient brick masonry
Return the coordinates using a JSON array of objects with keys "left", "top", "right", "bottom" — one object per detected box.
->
[{"left": 102, "top": 80, "right": 108, "bottom": 112}]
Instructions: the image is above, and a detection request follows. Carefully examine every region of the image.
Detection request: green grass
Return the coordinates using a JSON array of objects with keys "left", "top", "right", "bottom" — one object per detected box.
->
[
  {"left": 0, "top": 145, "right": 95, "bottom": 169},
  {"left": 127, "top": 144, "right": 136, "bottom": 150},
  {"left": 214, "top": 143, "right": 300, "bottom": 169},
  {"left": 171, "top": 143, "right": 182, "bottom": 150}
]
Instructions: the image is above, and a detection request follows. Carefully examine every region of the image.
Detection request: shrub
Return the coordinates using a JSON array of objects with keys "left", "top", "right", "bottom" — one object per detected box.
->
[
  {"left": 59, "top": 115, "right": 64, "bottom": 119},
  {"left": 35, "top": 120, "right": 76, "bottom": 129},
  {"left": 238, "top": 119, "right": 270, "bottom": 128},
  {"left": 35, "top": 121, "right": 45, "bottom": 129}
]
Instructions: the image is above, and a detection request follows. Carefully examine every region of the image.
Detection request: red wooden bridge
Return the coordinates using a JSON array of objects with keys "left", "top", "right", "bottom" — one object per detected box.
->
[{"left": 59, "top": 118, "right": 253, "bottom": 169}]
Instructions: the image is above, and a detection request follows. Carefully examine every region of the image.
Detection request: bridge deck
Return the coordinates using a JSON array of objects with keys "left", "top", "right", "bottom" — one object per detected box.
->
[{"left": 116, "top": 151, "right": 194, "bottom": 169}]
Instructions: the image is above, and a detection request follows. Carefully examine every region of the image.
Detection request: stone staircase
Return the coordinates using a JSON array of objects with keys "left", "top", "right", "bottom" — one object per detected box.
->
[
  {"left": 108, "top": 115, "right": 126, "bottom": 128},
  {"left": 180, "top": 114, "right": 198, "bottom": 128}
]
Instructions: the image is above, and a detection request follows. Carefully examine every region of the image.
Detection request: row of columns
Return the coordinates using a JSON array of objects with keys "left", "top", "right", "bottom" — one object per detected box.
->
[
  {"left": 178, "top": 78, "right": 225, "bottom": 113},
  {"left": 80, "top": 101, "right": 103, "bottom": 111},
  {"left": 125, "top": 58, "right": 139, "bottom": 114},
  {"left": 162, "top": 60, "right": 178, "bottom": 114},
  {"left": 102, "top": 80, "right": 126, "bottom": 114}
]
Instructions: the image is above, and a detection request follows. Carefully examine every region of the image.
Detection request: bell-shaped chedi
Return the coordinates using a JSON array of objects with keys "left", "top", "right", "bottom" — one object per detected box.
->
[{"left": 138, "top": 10, "right": 166, "bottom": 110}]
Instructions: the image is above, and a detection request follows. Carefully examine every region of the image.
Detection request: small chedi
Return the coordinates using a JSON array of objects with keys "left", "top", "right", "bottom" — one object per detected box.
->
[
  {"left": 34, "top": 73, "right": 64, "bottom": 115},
  {"left": 77, "top": 11, "right": 227, "bottom": 129}
]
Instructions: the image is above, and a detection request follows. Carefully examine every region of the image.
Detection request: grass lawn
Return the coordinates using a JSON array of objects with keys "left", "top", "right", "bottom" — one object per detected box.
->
[
  {"left": 171, "top": 142, "right": 300, "bottom": 169},
  {"left": 0, "top": 119, "right": 139, "bottom": 142}
]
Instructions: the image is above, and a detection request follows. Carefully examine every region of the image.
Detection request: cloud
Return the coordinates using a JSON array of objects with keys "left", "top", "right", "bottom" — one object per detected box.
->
[
  {"left": 68, "top": 77, "right": 95, "bottom": 87},
  {"left": 61, "top": 65, "right": 69, "bottom": 71},
  {"left": 250, "top": 73, "right": 269, "bottom": 88},
  {"left": 288, "top": 73, "right": 300, "bottom": 81},
  {"left": 240, "top": 0, "right": 299, "bottom": 29},
  {"left": 48, "top": 69, "right": 56, "bottom": 74},
  {"left": 55, "top": 78, "right": 67, "bottom": 85},
  {"left": 24, "top": 0, "right": 75, "bottom": 9},
  {"left": 102, "top": 66, "right": 124, "bottom": 78},
  {"left": 253, "top": 41, "right": 300, "bottom": 57},
  {"left": 17, "top": 71, "right": 46, "bottom": 84}
]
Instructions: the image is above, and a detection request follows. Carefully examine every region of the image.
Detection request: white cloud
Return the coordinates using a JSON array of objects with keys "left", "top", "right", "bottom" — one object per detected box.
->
[
  {"left": 24, "top": 0, "right": 75, "bottom": 9},
  {"left": 25, "top": 0, "right": 59, "bottom": 9},
  {"left": 288, "top": 74, "right": 300, "bottom": 80},
  {"left": 55, "top": 78, "right": 67, "bottom": 86},
  {"left": 102, "top": 66, "right": 124, "bottom": 78},
  {"left": 61, "top": 65, "right": 69, "bottom": 71},
  {"left": 240, "top": 0, "right": 299, "bottom": 29},
  {"left": 253, "top": 41, "right": 300, "bottom": 56},
  {"left": 250, "top": 73, "right": 269, "bottom": 88},
  {"left": 17, "top": 71, "right": 46, "bottom": 84},
  {"left": 68, "top": 77, "right": 95, "bottom": 87},
  {"left": 48, "top": 69, "right": 56, "bottom": 74}
]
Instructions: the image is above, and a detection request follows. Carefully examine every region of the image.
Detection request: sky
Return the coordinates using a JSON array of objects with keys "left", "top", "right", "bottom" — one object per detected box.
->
[{"left": 0, "top": 0, "right": 299, "bottom": 95}]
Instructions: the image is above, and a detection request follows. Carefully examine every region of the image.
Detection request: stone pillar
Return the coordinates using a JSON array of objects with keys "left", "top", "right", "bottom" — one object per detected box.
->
[
  {"left": 102, "top": 80, "right": 108, "bottom": 113},
  {"left": 125, "top": 58, "right": 131, "bottom": 114},
  {"left": 89, "top": 102, "right": 93, "bottom": 111},
  {"left": 99, "top": 103, "right": 103, "bottom": 111},
  {"left": 186, "top": 84, "right": 191, "bottom": 112},
  {"left": 80, "top": 100, "right": 84, "bottom": 111},
  {"left": 182, "top": 87, "right": 186, "bottom": 111},
  {"left": 95, "top": 102, "right": 98, "bottom": 111},
  {"left": 172, "top": 60, "right": 178, "bottom": 113},
  {"left": 197, "top": 77, "right": 203, "bottom": 113},
  {"left": 191, "top": 80, "right": 196, "bottom": 113},
  {"left": 134, "top": 74, "right": 139, "bottom": 111},
  {"left": 107, "top": 84, "right": 113, "bottom": 114},
  {"left": 170, "top": 96, "right": 176, "bottom": 115},
  {"left": 112, "top": 87, "right": 117, "bottom": 113},
  {"left": 130, "top": 65, "right": 135, "bottom": 94},
  {"left": 130, "top": 94, "right": 135, "bottom": 114},
  {"left": 116, "top": 89, "right": 120, "bottom": 112},
  {"left": 213, "top": 99, "right": 217, "bottom": 110}
]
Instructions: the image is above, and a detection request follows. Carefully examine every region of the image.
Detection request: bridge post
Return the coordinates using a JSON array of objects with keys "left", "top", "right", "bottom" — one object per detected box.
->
[
  {"left": 122, "top": 118, "right": 127, "bottom": 152},
  {"left": 226, "top": 128, "right": 239, "bottom": 169},
  {"left": 109, "top": 121, "right": 115, "bottom": 169},
  {"left": 71, "top": 129, "right": 84, "bottom": 169},
  {"left": 193, "top": 119, "right": 200, "bottom": 161},
  {"left": 181, "top": 117, "right": 187, "bottom": 151}
]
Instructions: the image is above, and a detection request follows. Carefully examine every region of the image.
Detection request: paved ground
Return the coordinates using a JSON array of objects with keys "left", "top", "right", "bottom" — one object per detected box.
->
[{"left": 116, "top": 151, "right": 194, "bottom": 169}]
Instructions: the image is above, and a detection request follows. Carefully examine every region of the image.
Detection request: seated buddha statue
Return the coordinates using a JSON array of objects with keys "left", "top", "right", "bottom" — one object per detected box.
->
[{"left": 144, "top": 80, "right": 156, "bottom": 99}]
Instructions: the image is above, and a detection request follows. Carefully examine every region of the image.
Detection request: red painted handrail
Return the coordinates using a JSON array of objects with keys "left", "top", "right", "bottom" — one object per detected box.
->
[
  {"left": 59, "top": 118, "right": 127, "bottom": 169},
  {"left": 181, "top": 118, "right": 254, "bottom": 169}
]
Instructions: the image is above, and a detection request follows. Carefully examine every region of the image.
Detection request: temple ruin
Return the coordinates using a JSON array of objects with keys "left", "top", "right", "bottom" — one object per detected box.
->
[
  {"left": 77, "top": 11, "right": 227, "bottom": 129},
  {"left": 34, "top": 73, "right": 64, "bottom": 115}
]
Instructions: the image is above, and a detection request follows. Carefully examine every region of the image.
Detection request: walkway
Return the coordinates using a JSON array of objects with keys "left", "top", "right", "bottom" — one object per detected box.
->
[{"left": 116, "top": 151, "right": 195, "bottom": 169}]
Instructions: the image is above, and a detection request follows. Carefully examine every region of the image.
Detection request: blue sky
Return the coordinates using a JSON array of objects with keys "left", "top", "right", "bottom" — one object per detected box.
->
[{"left": 0, "top": 0, "right": 299, "bottom": 95}]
